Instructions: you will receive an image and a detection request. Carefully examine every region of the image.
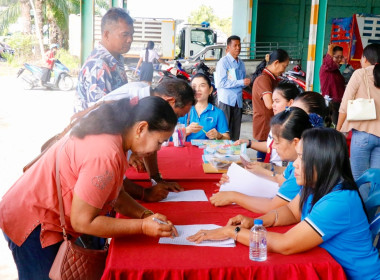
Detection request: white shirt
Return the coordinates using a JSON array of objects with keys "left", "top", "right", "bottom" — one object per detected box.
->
[
  {"left": 98, "top": 82, "right": 151, "bottom": 103},
  {"left": 139, "top": 49, "right": 160, "bottom": 63}
]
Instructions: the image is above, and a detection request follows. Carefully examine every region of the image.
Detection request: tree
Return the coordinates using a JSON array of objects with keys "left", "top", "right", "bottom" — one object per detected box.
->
[{"left": 187, "top": 5, "right": 232, "bottom": 36}]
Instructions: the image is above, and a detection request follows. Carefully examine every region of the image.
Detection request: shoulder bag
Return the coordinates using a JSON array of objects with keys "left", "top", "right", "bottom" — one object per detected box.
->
[
  {"left": 346, "top": 69, "right": 377, "bottom": 121},
  {"left": 49, "top": 141, "right": 108, "bottom": 280}
]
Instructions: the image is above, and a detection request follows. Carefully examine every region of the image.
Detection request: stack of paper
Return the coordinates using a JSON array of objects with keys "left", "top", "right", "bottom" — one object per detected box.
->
[
  {"left": 160, "top": 190, "right": 208, "bottom": 202},
  {"left": 219, "top": 163, "right": 279, "bottom": 198},
  {"left": 159, "top": 224, "right": 235, "bottom": 247}
]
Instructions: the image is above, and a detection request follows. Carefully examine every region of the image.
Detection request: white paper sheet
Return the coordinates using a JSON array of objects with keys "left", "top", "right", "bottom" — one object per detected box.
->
[
  {"left": 159, "top": 190, "right": 208, "bottom": 202},
  {"left": 158, "top": 224, "right": 236, "bottom": 247},
  {"left": 219, "top": 163, "right": 279, "bottom": 198}
]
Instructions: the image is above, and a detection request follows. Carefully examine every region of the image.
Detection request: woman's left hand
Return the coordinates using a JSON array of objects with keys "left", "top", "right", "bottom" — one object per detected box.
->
[
  {"left": 245, "top": 162, "right": 269, "bottom": 177},
  {"left": 206, "top": 128, "right": 221, "bottom": 140},
  {"left": 187, "top": 226, "right": 233, "bottom": 243},
  {"left": 210, "top": 191, "right": 234, "bottom": 206}
]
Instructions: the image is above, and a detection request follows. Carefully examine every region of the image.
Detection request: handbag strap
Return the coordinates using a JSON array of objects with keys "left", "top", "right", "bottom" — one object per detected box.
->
[
  {"left": 55, "top": 138, "right": 69, "bottom": 237},
  {"left": 363, "top": 69, "right": 371, "bottom": 99}
]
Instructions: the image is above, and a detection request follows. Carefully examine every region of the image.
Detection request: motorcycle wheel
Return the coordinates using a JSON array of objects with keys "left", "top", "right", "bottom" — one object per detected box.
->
[
  {"left": 20, "top": 74, "right": 34, "bottom": 90},
  {"left": 58, "top": 74, "right": 74, "bottom": 91},
  {"left": 243, "top": 99, "right": 253, "bottom": 115}
]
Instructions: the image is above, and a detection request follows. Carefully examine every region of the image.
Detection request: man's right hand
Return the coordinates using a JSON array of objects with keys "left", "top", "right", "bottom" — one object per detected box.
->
[
  {"left": 129, "top": 153, "right": 146, "bottom": 172},
  {"left": 143, "top": 185, "right": 170, "bottom": 202},
  {"left": 243, "top": 78, "right": 251, "bottom": 86}
]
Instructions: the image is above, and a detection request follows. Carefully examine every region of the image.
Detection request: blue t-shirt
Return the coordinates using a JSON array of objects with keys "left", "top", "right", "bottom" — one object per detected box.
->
[
  {"left": 178, "top": 104, "right": 229, "bottom": 141},
  {"left": 277, "top": 162, "right": 301, "bottom": 202},
  {"left": 302, "top": 187, "right": 380, "bottom": 280}
]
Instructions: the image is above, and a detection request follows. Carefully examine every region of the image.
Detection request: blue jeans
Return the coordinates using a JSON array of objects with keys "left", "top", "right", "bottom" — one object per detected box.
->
[
  {"left": 3, "top": 226, "right": 62, "bottom": 280},
  {"left": 350, "top": 130, "right": 380, "bottom": 199}
]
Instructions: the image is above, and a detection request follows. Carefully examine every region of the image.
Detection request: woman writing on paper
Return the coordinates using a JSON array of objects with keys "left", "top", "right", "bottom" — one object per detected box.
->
[
  {"left": 178, "top": 73, "right": 230, "bottom": 140},
  {"left": 0, "top": 97, "right": 178, "bottom": 279},
  {"left": 211, "top": 107, "right": 318, "bottom": 213},
  {"left": 189, "top": 128, "right": 380, "bottom": 280},
  {"left": 337, "top": 43, "right": 380, "bottom": 198}
]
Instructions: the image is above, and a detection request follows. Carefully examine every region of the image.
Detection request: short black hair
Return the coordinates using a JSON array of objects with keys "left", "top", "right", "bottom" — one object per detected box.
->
[
  {"left": 227, "top": 35, "right": 240, "bottom": 45},
  {"left": 332, "top": 46, "right": 343, "bottom": 53},
  {"left": 101, "top": 8, "right": 133, "bottom": 34},
  {"left": 153, "top": 79, "right": 195, "bottom": 108}
]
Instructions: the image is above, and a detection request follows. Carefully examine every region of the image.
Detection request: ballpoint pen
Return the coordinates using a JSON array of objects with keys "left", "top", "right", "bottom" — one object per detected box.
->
[
  {"left": 152, "top": 217, "right": 176, "bottom": 237},
  {"left": 152, "top": 217, "right": 168, "bottom": 225}
]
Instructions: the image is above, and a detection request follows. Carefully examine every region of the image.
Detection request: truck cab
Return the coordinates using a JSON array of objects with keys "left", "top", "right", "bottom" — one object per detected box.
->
[{"left": 178, "top": 23, "right": 217, "bottom": 59}]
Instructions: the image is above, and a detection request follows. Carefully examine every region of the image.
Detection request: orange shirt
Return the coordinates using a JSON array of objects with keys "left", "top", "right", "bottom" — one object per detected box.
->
[
  {"left": 0, "top": 134, "right": 127, "bottom": 248},
  {"left": 251, "top": 69, "right": 277, "bottom": 141}
]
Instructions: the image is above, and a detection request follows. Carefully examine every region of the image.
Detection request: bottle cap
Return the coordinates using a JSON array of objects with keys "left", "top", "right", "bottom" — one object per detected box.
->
[{"left": 254, "top": 219, "right": 263, "bottom": 225}]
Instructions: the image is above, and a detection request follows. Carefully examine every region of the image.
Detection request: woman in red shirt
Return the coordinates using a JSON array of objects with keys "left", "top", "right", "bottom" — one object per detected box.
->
[{"left": 0, "top": 97, "right": 178, "bottom": 279}]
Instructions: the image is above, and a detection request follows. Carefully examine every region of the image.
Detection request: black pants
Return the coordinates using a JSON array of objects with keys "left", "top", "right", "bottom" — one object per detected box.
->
[
  {"left": 218, "top": 101, "right": 242, "bottom": 141},
  {"left": 331, "top": 101, "right": 341, "bottom": 126},
  {"left": 41, "top": 67, "right": 51, "bottom": 84}
]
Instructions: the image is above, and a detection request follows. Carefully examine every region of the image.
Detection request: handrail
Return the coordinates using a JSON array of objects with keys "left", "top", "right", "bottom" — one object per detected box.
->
[{"left": 240, "top": 42, "right": 303, "bottom": 60}]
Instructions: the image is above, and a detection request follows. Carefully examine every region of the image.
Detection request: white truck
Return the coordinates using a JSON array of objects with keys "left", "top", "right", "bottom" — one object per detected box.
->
[{"left": 126, "top": 18, "right": 217, "bottom": 61}]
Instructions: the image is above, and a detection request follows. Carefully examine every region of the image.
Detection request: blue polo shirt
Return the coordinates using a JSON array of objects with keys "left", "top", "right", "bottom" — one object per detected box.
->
[
  {"left": 178, "top": 104, "right": 229, "bottom": 141},
  {"left": 215, "top": 53, "right": 246, "bottom": 107},
  {"left": 302, "top": 187, "right": 380, "bottom": 280},
  {"left": 277, "top": 162, "right": 301, "bottom": 202}
]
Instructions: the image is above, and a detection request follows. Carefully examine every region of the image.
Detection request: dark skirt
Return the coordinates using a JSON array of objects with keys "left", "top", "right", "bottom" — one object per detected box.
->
[{"left": 140, "top": 62, "right": 154, "bottom": 82}]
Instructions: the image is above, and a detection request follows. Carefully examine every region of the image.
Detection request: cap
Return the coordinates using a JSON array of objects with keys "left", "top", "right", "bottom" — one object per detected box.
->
[
  {"left": 254, "top": 219, "right": 263, "bottom": 225},
  {"left": 50, "top": 43, "right": 59, "bottom": 50}
]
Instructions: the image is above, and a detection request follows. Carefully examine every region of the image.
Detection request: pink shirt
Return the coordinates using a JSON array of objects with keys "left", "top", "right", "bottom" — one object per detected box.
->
[
  {"left": 0, "top": 134, "right": 127, "bottom": 248},
  {"left": 339, "top": 65, "right": 380, "bottom": 137}
]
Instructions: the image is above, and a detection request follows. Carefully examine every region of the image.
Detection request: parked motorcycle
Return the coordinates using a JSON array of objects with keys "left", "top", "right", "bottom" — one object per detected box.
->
[
  {"left": 281, "top": 64, "right": 306, "bottom": 92},
  {"left": 16, "top": 59, "right": 74, "bottom": 91},
  {"left": 0, "top": 41, "right": 15, "bottom": 62}
]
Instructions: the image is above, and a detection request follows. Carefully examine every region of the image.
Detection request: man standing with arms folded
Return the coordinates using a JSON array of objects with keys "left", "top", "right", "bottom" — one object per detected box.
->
[
  {"left": 74, "top": 7, "right": 133, "bottom": 112},
  {"left": 215, "top": 35, "right": 250, "bottom": 140}
]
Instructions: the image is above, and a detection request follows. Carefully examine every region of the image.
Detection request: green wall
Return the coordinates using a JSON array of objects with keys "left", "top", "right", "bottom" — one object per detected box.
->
[{"left": 255, "top": 0, "right": 380, "bottom": 69}]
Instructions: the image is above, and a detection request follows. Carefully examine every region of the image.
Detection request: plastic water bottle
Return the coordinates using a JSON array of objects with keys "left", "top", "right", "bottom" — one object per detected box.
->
[{"left": 249, "top": 219, "right": 267, "bottom": 261}]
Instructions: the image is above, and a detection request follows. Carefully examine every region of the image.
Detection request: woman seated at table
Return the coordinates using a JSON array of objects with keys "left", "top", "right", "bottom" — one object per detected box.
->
[
  {"left": 0, "top": 97, "right": 178, "bottom": 279},
  {"left": 189, "top": 128, "right": 380, "bottom": 280},
  {"left": 178, "top": 73, "right": 230, "bottom": 140},
  {"left": 235, "top": 82, "right": 299, "bottom": 166},
  {"left": 210, "top": 107, "right": 319, "bottom": 213}
]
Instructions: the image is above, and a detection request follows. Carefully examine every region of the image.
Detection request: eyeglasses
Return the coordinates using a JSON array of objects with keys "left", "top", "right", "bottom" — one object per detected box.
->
[{"left": 333, "top": 55, "right": 344, "bottom": 60}]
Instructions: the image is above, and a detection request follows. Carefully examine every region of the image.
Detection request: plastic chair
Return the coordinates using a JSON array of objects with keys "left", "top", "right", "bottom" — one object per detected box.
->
[
  {"left": 370, "top": 213, "right": 380, "bottom": 251},
  {"left": 356, "top": 169, "right": 380, "bottom": 218},
  {"left": 356, "top": 169, "right": 380, "bottom": 249}
]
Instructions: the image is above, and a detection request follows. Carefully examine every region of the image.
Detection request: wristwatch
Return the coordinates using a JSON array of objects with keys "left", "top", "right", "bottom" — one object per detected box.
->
[
  {"left": 234, "top": 226, "right": 241, "bottom": 241},
  {"left": 150, "top": 172, "right": 163, "bottom": 186},
  {"left": 247, "top": 139, "right": 252, "bottom": 149}
]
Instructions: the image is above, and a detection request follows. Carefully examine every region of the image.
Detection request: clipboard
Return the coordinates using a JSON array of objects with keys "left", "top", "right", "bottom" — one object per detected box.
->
[{"left": 202, "top": 163, "right": 228, "bottom": 173}]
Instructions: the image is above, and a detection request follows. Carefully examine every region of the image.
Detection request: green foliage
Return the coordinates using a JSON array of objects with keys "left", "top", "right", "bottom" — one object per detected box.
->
[
  {"left": 187, "top": 5, "right": 232, "bottom": 36},
  {"left": 7, "top": 32, "right": 36, "bottom": 57},
  {"left": 56, "top": 49, "right": 80, "bottom": 72},
  {"left": 0, "top": 2, "right": 20, "bottom": 35}
]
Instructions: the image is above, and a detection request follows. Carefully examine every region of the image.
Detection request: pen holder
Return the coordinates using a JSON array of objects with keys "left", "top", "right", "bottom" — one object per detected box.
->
[{"left": 173, "top": 123, "right": 186, "bottom": 147}]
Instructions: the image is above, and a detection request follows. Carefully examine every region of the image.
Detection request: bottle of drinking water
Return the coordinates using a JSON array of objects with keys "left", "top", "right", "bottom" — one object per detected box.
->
[{"left": 249, "top": 219, "right": 267, "bottom": 261}]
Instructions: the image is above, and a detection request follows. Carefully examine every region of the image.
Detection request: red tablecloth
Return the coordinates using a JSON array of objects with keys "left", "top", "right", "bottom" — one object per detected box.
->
[
  {"left": 102, "top": 181, "right": 347, "bottom": 280},
  {"left": 125, "top": 142, "right": 221, "bottom": 181}
]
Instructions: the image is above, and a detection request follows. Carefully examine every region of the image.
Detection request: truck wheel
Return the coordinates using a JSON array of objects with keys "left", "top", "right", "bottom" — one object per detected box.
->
[{"left": 58, "top": 74, "right": 74, "bottom": 91}]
